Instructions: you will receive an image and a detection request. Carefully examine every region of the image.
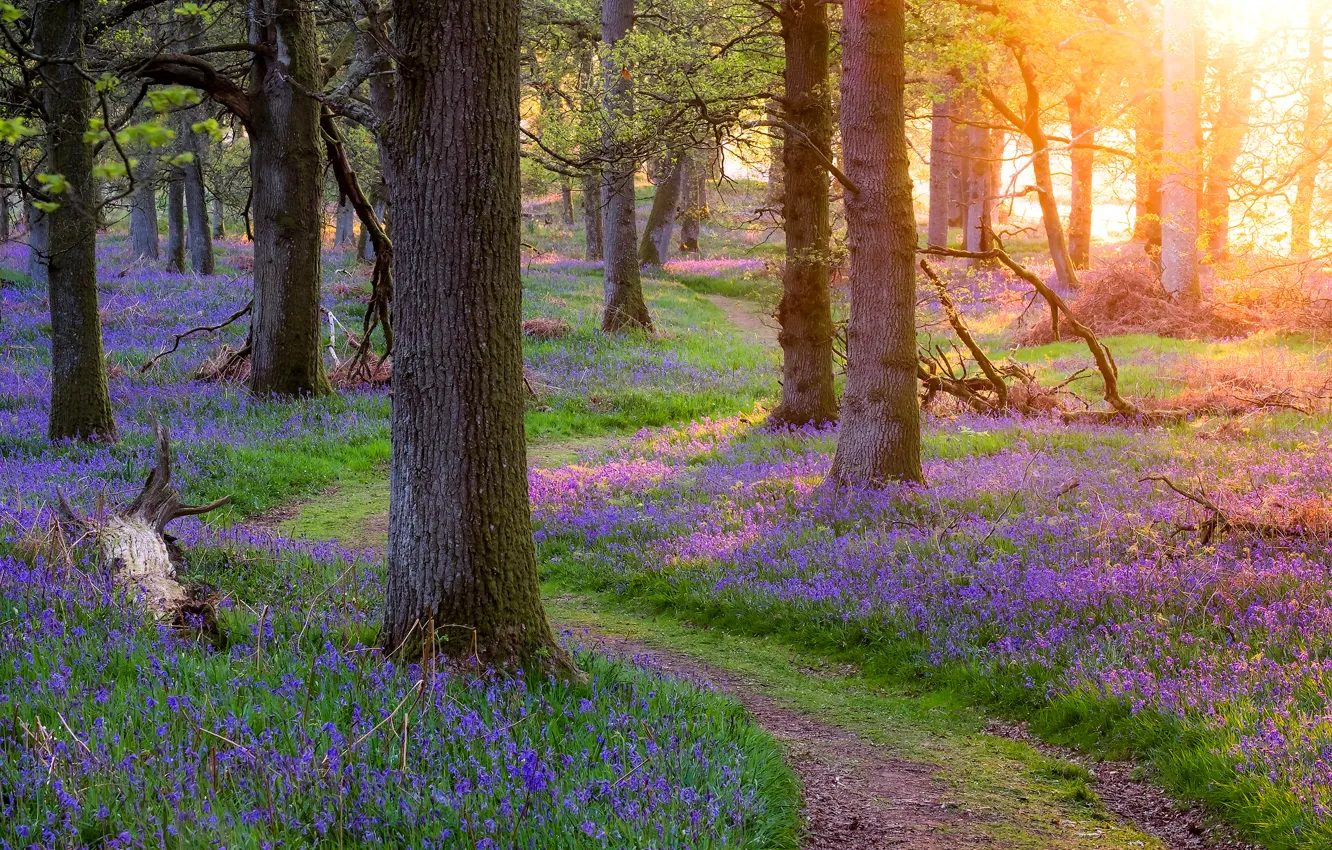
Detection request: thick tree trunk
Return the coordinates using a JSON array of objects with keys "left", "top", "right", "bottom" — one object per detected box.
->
[
  {"left": 1161, "top": 0, "right": 1201, "bottom": 303},
  {"left": 770, "top": 0, "right": 836, "bottom": 428},
  {"left": 34, "top": 0, "right": 116, "bottom": 442},
  {"left": 1201, "top": 39, "right": 1253, "bottom": 260},
  {"left": 678, "top": 152, "right": 705, "bottom": 254},
  {"left": 828, "top": 0, "right": 922, "bottom": 486},
  {"left": 927, "top": 83, "right": 955, "bottom": 247},
  {"left": 247, "top": 0, "right": 330, "bottom": 396},
  {"left": 0, "top": 178, "right": 10, "bottom": 243},
  {"left": 129, "top": 151, "right": 159, "bottom": 260},
  {"left": 639, "top": 153, "right": 683, "bottom": 266},
  {"left": 1292, "top": 1, "right": 1326, "bottom": 260},
  {"left": 600, "top": 0, "right": 652, "bottom": 332},
  {"left": 382, "top": 0, "right": 571, "bottom": 674},
  {"left": 335, "top": 199, "right": 355, "bottom": 246},
  {"left": 581, "top": 171, "right": 603, "bottom": 260},
  {"left": 212, "top": 193, "right": 225, "bottom": 238},
  {"left": 1066, "top": 76, "right": 1096, "bottom": 269},
  {"left": 166, "top": 170, "right": 185, "bottom": 272},
  {"left": 1134, "top": 92, "right": 1164, "bottom": 256},
  {"left": 181, "top": 119, "right": 214, "bottom": 274}
]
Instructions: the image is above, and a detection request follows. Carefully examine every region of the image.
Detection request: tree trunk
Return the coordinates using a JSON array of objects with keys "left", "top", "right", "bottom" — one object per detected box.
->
[
  {"left": 382, "top": 0, "right": 571, "bottom": 674},
  {"left": 166, "top": 169, "right": 186, "bottom": 272},
  {"left": 34, "top": 0, "right": 116, "bottom": 442},
  {"left": 1134, "top": 92, "right": 1164, "bottom": 256},
  {"left": 1161, "top": 0, "right": 1201, "bottom": 303},
  {"left": 25, "top": 199, "right": 47, "bottom": 286},
  {"left": 181, "top": 119, "right": 214, "bottom": 274},
  {"left": 0, "top": 175, "right": 10, "bottom": 243},
  {"left": 927, "top": 82, "right": 954, "bottom": 247},
  {"left": 770, "top": 0, "right": 836, "bottom": 428},
  {"left": 1201, "top": 38, "right": 1253, "bottom": 260},
  {"left": 335, "top": 199, "right": 355, "bottom": 246},
  {"left": 129, "top": 150, "right": 159, "bottom": 260},
  {"left": 639, "top": 153, "right": 683, "bottom": 266},
  {"left": 580, "top": 170, "right": 602, "bottom": 260},
  {"left": 678, "top": 155, "right": 706, "bottom": 254},
  {"left": 600, "top": 0, "right": 652, "bottom": 332},
  {"left": 1066, "top": 74, "right": 1096, "bottom": 269},
  {"left": 247, "top": 0, "right": 330, "bottom": 397},
  {"left": 560, "top": 180, "right": 574, "bottom": 225},
  {"left": 827, "top": 0, "right": 922, "bottom": 486},
  {"left": 1293, "top": 0, "right": 1326, "bottom": 260},
  {"left": 212, "top": 193, "right": 225, "bottom": 238},
  {"left": 963, "top": 104, "right": 993, "bottom": 255}
]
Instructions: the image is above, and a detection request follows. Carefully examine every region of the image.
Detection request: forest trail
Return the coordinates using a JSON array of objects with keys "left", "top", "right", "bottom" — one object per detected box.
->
[{"left": 705, "top": 293, "right": 779, "bottom": 346}]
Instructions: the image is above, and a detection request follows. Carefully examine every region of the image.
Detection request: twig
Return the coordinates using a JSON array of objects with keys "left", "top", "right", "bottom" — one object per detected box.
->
[{"left": 140, "top": 299, "right": 252, "bottom": 373}]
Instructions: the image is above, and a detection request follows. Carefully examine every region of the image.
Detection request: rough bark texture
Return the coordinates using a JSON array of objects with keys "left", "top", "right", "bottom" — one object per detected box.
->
[
  {"left": 166, "top": 170, "right": 186, "bottom": 272},
  {"left": 600, "top": 0, "right": 652, "bottom": 332},
  {"left": 34, "top": 0, "right": 116, "bottom": 442},
  {"left": 769, "top": 0, "right": 837, "bottom": 429},
  {"left": 1134, "top": 92, "right": 1164, "bottom": 255},
  {"left": 382, "top": 0, "right": 571, "bottom": 674},
  {"left": 335, "top": 199, "right": 355, "bottom": 246},
  {"left": 678, "top": 150, "right": 706, "bottom": 253},
  {"left": 1161, "top": 0, "right": 1201, "bottom": 303},
  {"left": 181, "top": 117, "right": 214, "bottom": 274},
  {"left": 1201, "top": 39, "right": 1253, "bottom": 260},
  {"left": 1066, "top": 73, "right": 1096, "bottom": 269},
  {"left": 1292, "top": 1, "right": 1326, "bottom": 260},
  {"left": 247, "top": 0, "right": 330, "bottom": 396},
  {"left": 638, "top": 153, "right": 683, "bottom": 266},
  {"left": 828, "top": 0, "right": 922, "bottom": 486},
  {"left": 926, "top": 83, "right": 955, "bottom": 248},
  {"left": 581, "top": 171, "right": 603, "bottom": 260},
  {"left": 129, "top": 150, "right": 159, "bottom": 260}
]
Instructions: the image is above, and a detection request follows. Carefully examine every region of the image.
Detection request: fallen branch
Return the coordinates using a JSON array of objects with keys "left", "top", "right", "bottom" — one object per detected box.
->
[{"left": 140, "top": 300, "right": 252, "bottom": 373}]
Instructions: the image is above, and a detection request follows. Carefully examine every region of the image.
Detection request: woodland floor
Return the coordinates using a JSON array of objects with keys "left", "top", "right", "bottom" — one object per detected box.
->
[{"left": 270, "top": 295, "right": 1256, "bottom": 849}]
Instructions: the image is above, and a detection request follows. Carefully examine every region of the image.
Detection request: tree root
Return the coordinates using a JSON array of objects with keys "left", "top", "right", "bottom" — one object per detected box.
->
[{"left": 56, "top": 421, "right": 230, "bottom": 633}]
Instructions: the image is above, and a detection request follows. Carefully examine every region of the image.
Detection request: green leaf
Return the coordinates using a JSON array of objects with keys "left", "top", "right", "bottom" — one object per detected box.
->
[
  {"left": 32, "top": 201, "right": 59, "bottom": 213},
  {"left": 36, "top": 173, "right": 69, "bottom": 195}
]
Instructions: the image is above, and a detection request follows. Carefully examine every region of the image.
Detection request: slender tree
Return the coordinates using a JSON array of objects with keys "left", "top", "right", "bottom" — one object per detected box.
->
[
  {"left": 600, "top": 0, "right": 652, "bottom": 332},
  {"left": 581, "top": 172, "right": 603, "bottom": 259},
  {"left": 381, "top": 0, "right": 572, "bottom": 674},
  {"left": 1161, "top": 0, "right": 1201, "bottom": 303},
  {"left": 34, "top": 0, "right": 116, "bottom": 441},
  {"left": 1292, "top": 0, "right": 1326, "bottom": 260},
  {"left": 1133, "top": 91, "right": 1163, "bottom": 257},
  {"left": 827, "top": 0, "right": 921, "bottom": 486},
  {"left": 927, "top": 81, "right": 955, "bottom": 248},
  {"left": 1066, "top": 67, "right": 1099, "bottom": 269},
  {"left": 181, "top": 121, "right": 214, "bottom": 274},
  {"left": 129, "top": 150, "right": 159, "bottom": 260},
  {"left": 677, "top": 150, "right": 704, "bottom": 254},
  {"left": 166, "top": 168, "right": 185, "bottom": 271},
  {"left": 639, "top": 153, "right": 683, "bottom": 265},
  {"left": 769, "top": 0, "right": 836, "bottom": 428}
]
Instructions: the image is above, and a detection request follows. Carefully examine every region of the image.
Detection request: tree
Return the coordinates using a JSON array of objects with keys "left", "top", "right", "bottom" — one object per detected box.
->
[
  {"left": 639, "top": 152, "right": 683, "bottom": 265},
  {"left": 34, "top": 0, "right": 117, "bottom": 442},
  {"left": 1066, "top": 66, "right": 1101, "bottom": 269},
  {"left": 600, "top": 0, "right": 653, "bottom": 332},
  {"left": 927, "top": 81, "right": 956, "bottom": 248},
  {"left": 128, "top": 126, "right": 159, "bottom": 260},
  {"left": 1161, "top": 0, "right": 1201, "bottom": 303},
  {"left": 769, "top": 0, "right": 836, "bottom": 428},
  {"left": 166, "top": 165, "right": 185, "bottom": 271},
  {"left": 380, "top": 0, "right": 572, "bottom": 673},
  {"left": 826, "top": 0, "right": 922, "bottom": 486},
  {"left": 1291, "top": 0, "right": 1326, "bottom": 260}
]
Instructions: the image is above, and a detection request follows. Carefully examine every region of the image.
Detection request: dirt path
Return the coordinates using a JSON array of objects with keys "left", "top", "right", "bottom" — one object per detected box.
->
[
  {"left": 582, "top": 628, "right": 989, "bottom": 849},
  {"left": 707, "top": 293, "right": 779, "bottom": 346}
]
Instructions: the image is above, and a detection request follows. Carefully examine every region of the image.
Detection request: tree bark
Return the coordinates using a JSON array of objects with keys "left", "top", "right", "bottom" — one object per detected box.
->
[
  {"left": 827, "top": 0, "right": 922, "bottom": 485},
  {"left": 1161, "top": 0, "right": 1201, "bottom": 303},
  {"left": 129, "top": 149, "right": 159, "bottom": 260},
  {"left": 1065, "top": 71, "right": 1097, "bottom": 269},
  {"left": 560, "top": 179, "right": 574, "bottom": 225},
  {"left": 25, "top": 198, "right": 47, "bottom": 286},
  {"left": 581, "top": 170, "right": 603, "bottom": 260},
  {"left": 382, "top": 0, "right": 571, "bottom": 674},
  {"left": 212, "top": 193, "right": 225, "bottom": 238},
  {"left": 962, "top": 99, "right": 993, "bottom": 255},
  {"left": 600, "top": 0, "right": 652, "bottom": 332},
  {"left": 246, "top": 0, "right": 330, "bottom": 396},
  {"left": 1201, "top": 38, "right": 1253, "bottom": 260},
  {"left": 678, "top": 151, "right": 705, "bottom": 254},
  {"left": 639, "top": 153, "right": 683, "bottom": 266},
  {"left": 166, "top": 169, "right": 186, "bottom": 272},
  {"left": 34, "top": 0, "right": 116, "bottom": 442},
  {"left": 181, "top": 118, "right": 214, "bottom": 274},
  {"left": 927, "top": 82, "right": 955, "bottom": 247},
  {"left": 1133, "top": 92, "right": 1163, "bottom": 256},
  {"left": 770, "top": 0, "right": 836, "bottom": 428},
  {"left": 1292, "top": 0, "right": 1326, "bottom": 260},
  {"left": 335, "top": 198, "right": 355, "bottom": 246}
]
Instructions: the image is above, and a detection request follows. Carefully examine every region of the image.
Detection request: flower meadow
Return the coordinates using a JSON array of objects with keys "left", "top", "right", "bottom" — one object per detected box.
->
[
  {"left": 0, "top": 240, "right": 796, "bottom": 848},
  {"left": 531, "top": 413, "right": 1332, "bottom": 846}
]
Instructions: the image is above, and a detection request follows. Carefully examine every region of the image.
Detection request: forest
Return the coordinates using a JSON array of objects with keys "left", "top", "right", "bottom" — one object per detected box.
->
[{"left": 4, "top": 0, "right": 1332, "bottom": 847}]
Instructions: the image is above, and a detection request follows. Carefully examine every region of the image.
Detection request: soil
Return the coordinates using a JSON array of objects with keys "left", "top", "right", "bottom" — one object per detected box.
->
[{"left": 706, "top": 293, "right": 779, "bottom": 346}]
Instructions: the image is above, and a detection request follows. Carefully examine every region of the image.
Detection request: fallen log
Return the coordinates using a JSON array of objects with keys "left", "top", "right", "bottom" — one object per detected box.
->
[{"left": 56, "top": 422, "right": 230, "bottom": 621}]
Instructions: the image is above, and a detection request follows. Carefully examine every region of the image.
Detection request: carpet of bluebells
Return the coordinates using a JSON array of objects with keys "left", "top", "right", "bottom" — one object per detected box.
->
[
  {"left": 0, "top": 240, "right": 795, "bottom": 848},
  {"left": 532, "top": 413, "right": 1332, "bottom": 843}
]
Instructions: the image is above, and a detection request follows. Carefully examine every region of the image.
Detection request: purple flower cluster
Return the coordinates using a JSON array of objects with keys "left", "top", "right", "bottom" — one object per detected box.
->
[{"left": 531, "top": 413, "right": 1332, "bottom": 831}]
